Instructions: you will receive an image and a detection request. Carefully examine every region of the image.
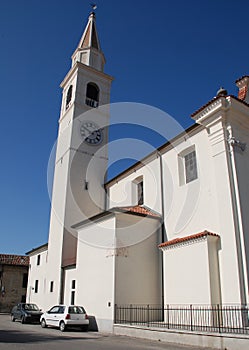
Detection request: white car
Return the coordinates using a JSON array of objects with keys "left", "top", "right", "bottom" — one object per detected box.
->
[{"left": 40, "top": 305, "right": 89, "bottom": 332}]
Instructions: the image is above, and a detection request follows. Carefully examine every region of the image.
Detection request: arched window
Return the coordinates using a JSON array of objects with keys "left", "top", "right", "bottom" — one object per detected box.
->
[
  {"left": 85, "top": 83, "right": 99, "bottom": 108},
  {"left": 66, "top": 85, "right": 73, "bottom": 109}
]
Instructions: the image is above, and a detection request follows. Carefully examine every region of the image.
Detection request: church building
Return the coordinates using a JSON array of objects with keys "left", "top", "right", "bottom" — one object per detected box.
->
[{"left": 26, "top": 10, "right": 249, "bottom": 332}]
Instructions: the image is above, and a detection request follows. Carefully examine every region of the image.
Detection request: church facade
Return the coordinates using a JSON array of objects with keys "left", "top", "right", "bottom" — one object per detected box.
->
[{"left": 26, "top": 11, "right": 249, "bottom": 332}]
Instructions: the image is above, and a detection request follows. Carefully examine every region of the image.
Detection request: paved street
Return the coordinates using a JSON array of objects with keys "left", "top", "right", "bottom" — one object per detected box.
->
[{"left": 0, "top": 315, "right": 214, "bottom": 350}]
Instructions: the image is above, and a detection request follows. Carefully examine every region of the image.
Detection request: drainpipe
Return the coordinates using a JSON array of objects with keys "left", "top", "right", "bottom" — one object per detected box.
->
[
  {"left": 59, "top": 267, "right": 65, "bottom": 304},
  {"left": 226, "top": 124, "right": 248, "bottom": 305},
  {"left": 158, "top": 151, "right": 166, "bottom": 308}
]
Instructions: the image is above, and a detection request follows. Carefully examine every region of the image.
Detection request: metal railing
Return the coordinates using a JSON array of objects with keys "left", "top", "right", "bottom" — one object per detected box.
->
[
  {"left": 85, "top": 97, "right": 99, "bottom": 108},
  {"left": 114, "top": 304, "right": 249, "bottom": 335}
]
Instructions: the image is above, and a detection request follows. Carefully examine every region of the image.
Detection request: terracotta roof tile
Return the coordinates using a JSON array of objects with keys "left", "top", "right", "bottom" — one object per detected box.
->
[
  {"left": 0, "top": 254, "right": 29, "bottom": 266},
  {"left": 159, "top": 230, "right": 219, "bottom": 248},
  {"left": 114, "top": 205, "right": 161, "bottom": 218}
]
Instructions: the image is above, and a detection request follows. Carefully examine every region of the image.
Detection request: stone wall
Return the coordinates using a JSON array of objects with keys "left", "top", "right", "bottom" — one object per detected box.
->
[{"left": 0, "top": 265, "right": 28, "bottom": 313}]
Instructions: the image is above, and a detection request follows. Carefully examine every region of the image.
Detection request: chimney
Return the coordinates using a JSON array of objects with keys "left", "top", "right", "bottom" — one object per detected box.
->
[{"left": 236, "top": 76, "right": 249, "bottom": 103}]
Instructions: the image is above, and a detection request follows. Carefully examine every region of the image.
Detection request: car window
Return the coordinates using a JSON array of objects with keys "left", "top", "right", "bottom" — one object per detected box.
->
[
  {"left": 49, "top": 306, "right": 61, "bottom": 313},
  {"left": 68, "top": 306, "right": 86, "bottom": 314},
  {"left": 24, "top": 304, "right": 39, "bottom": 311},
  {"left": 59, "top": 306, "right": 65, "bottom": 314}
]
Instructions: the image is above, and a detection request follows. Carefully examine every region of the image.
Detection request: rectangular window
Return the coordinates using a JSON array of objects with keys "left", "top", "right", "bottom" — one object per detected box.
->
[
  {"left": 34, "top": 280, "right": 39, "bottom": 293},
  {"left": 37, "top": 254, "right": 40, "bottom": 265},
  {"left": 185, "top": 150, "right": 197, "bottom": 183},
  {"left": 137, "top": 181, "right": 144, "bottom": 205},
  {"left": 22, "top": 273, "right": 28, "bottom": 288},
  {"left": 72, "top": 280, "right": 76, "bottom": 289},
  {"left": 71, "top": 291, "right": 75, "bottom": 305},
  {"left": 50, "top": 281, "right": 54, "bottom": 293}
]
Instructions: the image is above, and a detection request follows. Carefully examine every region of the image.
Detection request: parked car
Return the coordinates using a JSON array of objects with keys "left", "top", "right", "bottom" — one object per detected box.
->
[
  {"left": 11, "top": 303, "right": 43, "bottom": 324},
  {"left": 40, "top": 305, "right": 89, "bottom": 332}
]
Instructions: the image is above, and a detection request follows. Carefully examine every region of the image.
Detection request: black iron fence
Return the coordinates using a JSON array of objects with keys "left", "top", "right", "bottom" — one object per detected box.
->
[{"left": 114, "top": 304, "right": 249, "bottom": 335}]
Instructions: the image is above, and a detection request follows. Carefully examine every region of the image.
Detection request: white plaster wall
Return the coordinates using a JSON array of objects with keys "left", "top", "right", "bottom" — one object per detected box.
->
[
  {"left": 231, "top": 120, "right": 249, "bottom": 301},
  {"left": 108, "top": 157, "right": 162, "bottom": 213},
  {"left": 204, "top": 116, "right": 243, "bottom": 304},
  {"left": 63, "top": 267, "right": 78, "bottom": 306},
  {"left": 115, "top": 214, "right": 162, "bottom": 305},
  {"left": 162, "top": 238, "right": 212, "bottom": 305},
  {"left": 108, "top": 118, "right": 246, "bottom": 304},
  {"left": 162, "top": 127, "right": 220, "bottom": 238},
  {"left": 76, "top": 67, "right": 112, "bottom": 108},
  {"left": 41, "top": 62, "right": 113, "bottom": 305},
  {"left": 74, "top": 216, "right": 116, "bottom": 332},
  {"left": 207, "top": 236, "right": 222, "bottom": 305},
  {"left": 27, "top": 249, "right": 50, "bottom": 311}
]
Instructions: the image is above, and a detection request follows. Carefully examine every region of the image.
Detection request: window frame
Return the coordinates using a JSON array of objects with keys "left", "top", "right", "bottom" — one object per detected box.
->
[
  {"left": 178, "top": 146, "right": 198, "bottom": 186},
  {"left": 66, "top": 85, "right": 73, "bottom": 109},
  {"left": 85, "top": 82, "right": 99, "bottom": 108},
  {"left": 184, "top": 150, "right": 198, "bottom": 184},
  {"left": 137, "top": 180, "right": 144, "bottom": 205},
  {"left": 34, "top": 280, "right": 39, "bottom": 293},
  {"left": 37, "top": 254, "right": 40, "bottom": 266}
]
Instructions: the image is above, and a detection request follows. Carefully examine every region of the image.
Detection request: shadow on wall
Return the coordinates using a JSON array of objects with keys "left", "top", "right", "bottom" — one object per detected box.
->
[{"left": 88, "top": 315, "right": 98, "bottom": 331}]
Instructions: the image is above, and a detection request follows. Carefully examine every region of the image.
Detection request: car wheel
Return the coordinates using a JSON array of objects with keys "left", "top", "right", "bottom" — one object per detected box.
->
[
  {"left": 21, "top": 316, "right": 26, "bottom": 324},
  {"left": 11, "top": 315, "right": 15, "bottom": 322},
  {"left": 41, "top": 319, "right": 47, "bottom": 328},
  {"left": 59, "top": 321, "right": 66, "bottom": 332}
]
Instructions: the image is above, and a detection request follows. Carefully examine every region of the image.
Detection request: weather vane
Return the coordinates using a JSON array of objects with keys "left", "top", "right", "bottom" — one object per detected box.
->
[{"left": 91, "top": 3, "right": 97, "bottom": 11}]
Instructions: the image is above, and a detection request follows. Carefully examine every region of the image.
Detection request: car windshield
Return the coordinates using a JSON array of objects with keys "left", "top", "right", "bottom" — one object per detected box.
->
[
  {"left": 68, "top": 306, "right": 86, "bottom": 314},
  {"left": 23, "top": 303, "right": 39, "bottom": 311}
]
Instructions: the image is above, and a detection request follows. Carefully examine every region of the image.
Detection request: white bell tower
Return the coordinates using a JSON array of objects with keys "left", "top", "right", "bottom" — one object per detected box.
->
[{"left": 46, "top": 11, "right": 113, "bottom": 305}]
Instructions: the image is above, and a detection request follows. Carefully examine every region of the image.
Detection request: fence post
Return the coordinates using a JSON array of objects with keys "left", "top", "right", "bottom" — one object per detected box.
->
[
  {"left": 167, "top": 304, "right": 169, "bottom": 329},
  {"left": 190, "top": 304, "right": 193, "bottom": 331},
  {"left": 217, "top": 304, "right": 221, "bottom": 333},
  {"left": 114, "top": 304, "right": 117, "bottom": 324},
  {"left": 130, "top": 304, "right": 132, "bottom": 325},
  {"left": 147, "top": 304, "right": 150, "bottom": 327}
]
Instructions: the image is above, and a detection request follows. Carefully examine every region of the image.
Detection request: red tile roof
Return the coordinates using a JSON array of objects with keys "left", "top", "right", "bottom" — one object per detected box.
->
[
  {"left": 0, "top": 254, "right": 29, "bottom": 266},
  {"left": 159, "top": 230, "right": 219, "bottom": 248},
  {"left": 114, "top": 205, "right": 161, "bottom": 218},
  {"left": 238, "top": 86, "right": 247, "bottom": 100}
]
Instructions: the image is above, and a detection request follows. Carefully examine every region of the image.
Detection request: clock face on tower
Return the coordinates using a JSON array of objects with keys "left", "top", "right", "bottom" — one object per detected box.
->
[{"left": 80, "top": 121, "right": 103, "bottom": 145}]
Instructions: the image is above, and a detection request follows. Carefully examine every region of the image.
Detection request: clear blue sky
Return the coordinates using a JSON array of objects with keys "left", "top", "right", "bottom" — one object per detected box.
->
[{"left": 0, "top": 0, "right": 249, "bottom": 254}]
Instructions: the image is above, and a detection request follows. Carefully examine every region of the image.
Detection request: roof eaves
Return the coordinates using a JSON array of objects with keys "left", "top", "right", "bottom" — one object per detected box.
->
[
  {"left": 71, "top": 210, "right": 114, "bottom": 229},
  {"left": 113, "top": 205, "right": 161, "bottom": 219},
  {"left": 159, "top": 230, "right": 219, "bottom": 249},
  {"left": 235, "top": 75, "right": 249, "bottom": 83},
  {"left": 191, "top": 94, "right": 249, "bottom": 118},
  {"left": 25, "top": 243, "right": 48, "bottom": 256}
]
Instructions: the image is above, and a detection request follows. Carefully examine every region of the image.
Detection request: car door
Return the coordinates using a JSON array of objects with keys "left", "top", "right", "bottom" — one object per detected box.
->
[{"left": 46, "top": 306, "right": 60, "bottom": 326}]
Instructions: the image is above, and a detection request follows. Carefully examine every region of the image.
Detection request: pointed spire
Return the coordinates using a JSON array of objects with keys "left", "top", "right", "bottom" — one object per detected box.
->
[
  {"left": 79, "top": 12, "right": 101, "bottom": 50},
  {"left": 71, "top": 11, "right": 105, "bottom": 72}
]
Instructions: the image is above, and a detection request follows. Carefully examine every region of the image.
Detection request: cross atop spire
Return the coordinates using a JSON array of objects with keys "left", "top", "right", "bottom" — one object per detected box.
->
[
  {"left": 90, "top": 3, "right": 97, "bottom": 11},
  {"left": 71, "top": 10, "right": 105, "bottom": 72}
]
